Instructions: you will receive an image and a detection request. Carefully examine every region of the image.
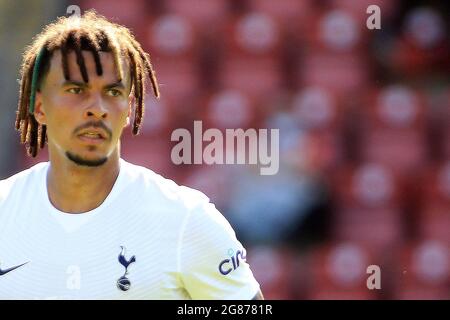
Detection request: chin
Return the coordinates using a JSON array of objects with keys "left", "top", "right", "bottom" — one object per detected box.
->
[{"left": 66, "top": 151, "right": 109, "bottom": 167}]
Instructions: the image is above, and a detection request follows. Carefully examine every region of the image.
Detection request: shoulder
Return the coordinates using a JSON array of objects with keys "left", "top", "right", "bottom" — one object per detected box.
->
[
  {"left": 0, "top": 162, "right": 48, "bottom": 205},
  {"left": 119, "top": 159, "right": 211, "bottom": 212}
]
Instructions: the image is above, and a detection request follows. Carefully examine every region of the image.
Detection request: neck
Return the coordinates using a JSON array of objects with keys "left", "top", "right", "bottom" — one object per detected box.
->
[{"left": 47, "top": 149, "right": 121, "bottom": 214}]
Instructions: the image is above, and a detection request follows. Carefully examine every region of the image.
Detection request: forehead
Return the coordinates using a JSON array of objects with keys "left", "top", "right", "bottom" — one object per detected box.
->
[{"left": 46, "top": 49, "right": 130, "bottom": 85}]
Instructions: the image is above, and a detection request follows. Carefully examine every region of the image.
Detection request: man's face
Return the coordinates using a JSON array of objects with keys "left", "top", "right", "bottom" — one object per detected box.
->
[{"left": 35, "top": 50, "right": 132, "bottom": 167}]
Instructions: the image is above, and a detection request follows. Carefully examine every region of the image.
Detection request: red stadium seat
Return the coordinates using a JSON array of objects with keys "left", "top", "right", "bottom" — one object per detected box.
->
[
  {"left": 145, "top": 14, "right": 201, "bottom": 105},
  {"left": 146, "top": 13, "right": 199, "bottom": 58},
  {"left": 332, "top": 163, "right": 404, "bottom": 208},
  {"left": 420, "top": 214, "right": 450, "bottom": 245},
  {"left": 139, "top": 95, "right": 174, "bottom": 137},
  {"left": 199, "top": 89, "right": 258, "bottom": 130},
  {"left": 290, "top": 86, "right": 346, "bottom": 172},
  {"left": 247, "top": 246, "right": 298, "bottom": 300},
  {"left": 182, "top": 166, "right": 234, "bottom": 210},
  {"left": 441, "top": 90, "right": 450, "bottom": 159},
  {"left": 332, "top": 207, "right": 404, "bottom": 255},
  {"left": 247, "top": 0, "right": 313, "bottom": 30},
  {"left": 291, "top": 86, "right": 344, "bottom": 132},
  {"left": 443, "top": 137, "right": 450, "bottom": 161},
  {"left": 304, "top": 8, "right": 365, "bottom": 53},
  {"left": 81, "top": 0, "right": 146, "bottom": 22},
  {"left": 330, "top": 0, "right": 398, "bottom": 22},
  {"left": 299, "top": 52, "right": 370, "bottom": 100},
  {"left": 330, "top": 163, "right": 406, "bottom": 253},
  {"left": 295, "top": 132, "right": 345, "bottom": 174},
  {"left": 296, "top": 7, "right": 373, "bottom": 98},
  {"left": 121, "top": 133, "right": 173, "bottom": 178},
  {"left": 164, "top": 0, "right": 230, "bottom": 33},
  {"left": 391, "top": 240, "right": 449, "bottom": 299},
  {"left": 359, "top": 85, "right": 428, "bottom": 176},
  {"left": 389, "top": 7, "right": 449, "bottom": 78},
  {"left": 218, "top": 12, "right": 283, "bottom": 99},
  {"left": 81, "top": 0, "right": 149, "bottom": 39},
  {"left": 219, "top": 58, "right": 282, "bottom": 99},
  {"left": 223, "top": 12, "right": 283, "bottom": 56},
  {"left": 417, "top": 162, "right": 450, "bottom": 243},
  {"left": 306, "top": 242, "right": 379, "bottom": 299},
  {"left": 152, "top": 59, "right": 200, "bottom": 105}
]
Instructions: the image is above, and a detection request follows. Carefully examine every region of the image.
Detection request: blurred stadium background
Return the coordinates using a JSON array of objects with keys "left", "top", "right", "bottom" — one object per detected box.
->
[{"left": 0, "top": 0, "right": 448, "bottom": 299}]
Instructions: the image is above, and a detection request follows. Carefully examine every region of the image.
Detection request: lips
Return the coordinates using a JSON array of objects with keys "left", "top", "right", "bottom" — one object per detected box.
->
[{"left": 77, "top": 128, "right": 108, "bottom": 144}]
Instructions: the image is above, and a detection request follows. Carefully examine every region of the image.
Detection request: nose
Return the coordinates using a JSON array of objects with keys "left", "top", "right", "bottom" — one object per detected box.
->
[{"left": 83, "top": 96, "right": 108, "bottom": 119}]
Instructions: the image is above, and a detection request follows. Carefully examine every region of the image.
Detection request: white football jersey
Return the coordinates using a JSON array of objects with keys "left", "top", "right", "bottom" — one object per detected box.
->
[{"left": 0, "top": 159, "right": 260, "bottom": 300}]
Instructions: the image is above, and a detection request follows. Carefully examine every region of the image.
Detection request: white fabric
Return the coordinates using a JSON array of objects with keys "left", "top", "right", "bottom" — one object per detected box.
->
[{"left": 0, "top": 159, "right": 260, "bottom": 300}]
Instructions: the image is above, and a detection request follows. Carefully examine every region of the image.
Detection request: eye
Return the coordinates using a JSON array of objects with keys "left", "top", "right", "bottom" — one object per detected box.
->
[
  {"left": 66, "top": 87, "right": 84, "bottom": 94},
  {"left": 107, "top": 88, "right": 123, "bottom": 97}
]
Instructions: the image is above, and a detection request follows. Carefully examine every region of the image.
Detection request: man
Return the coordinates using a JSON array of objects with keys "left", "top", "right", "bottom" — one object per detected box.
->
[{"left": 0, "top": 11, "right": 263, "bottom": 300}]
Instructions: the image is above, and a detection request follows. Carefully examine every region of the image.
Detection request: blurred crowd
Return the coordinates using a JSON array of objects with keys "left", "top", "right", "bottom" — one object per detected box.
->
[{"left": 11, "top": 0, "right": 450, "bottom": 299}]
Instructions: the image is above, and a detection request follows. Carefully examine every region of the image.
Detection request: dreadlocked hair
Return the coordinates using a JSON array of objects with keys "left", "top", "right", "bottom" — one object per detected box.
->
[{"left": 16, "top": 10, "right": 160, "bottom": 157}]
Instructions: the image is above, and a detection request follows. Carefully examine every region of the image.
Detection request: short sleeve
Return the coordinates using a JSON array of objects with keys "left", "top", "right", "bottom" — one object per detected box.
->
[{"left": 177, "top": 200, "right": 260, "bottom": 300}]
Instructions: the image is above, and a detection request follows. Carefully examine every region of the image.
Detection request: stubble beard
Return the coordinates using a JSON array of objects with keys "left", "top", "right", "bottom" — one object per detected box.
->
[{"left": 65, "top": 151, "right": 108, "bottom": 167}]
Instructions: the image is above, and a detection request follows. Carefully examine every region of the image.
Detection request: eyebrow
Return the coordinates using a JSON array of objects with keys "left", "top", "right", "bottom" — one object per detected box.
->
[
  {"left": 104, "top": 82, "right": 126, "bottom": 90},
  {"left": 62, "top": 80, "right": 126, "bottom": 90},
  {"left": 62, "top": 80, "right": 88, "bottom": 88}
]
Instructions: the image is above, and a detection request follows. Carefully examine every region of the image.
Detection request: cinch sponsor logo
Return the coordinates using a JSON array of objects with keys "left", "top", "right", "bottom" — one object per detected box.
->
[{"left": 219, "top": 249, "right": 247, "bottom": 276}]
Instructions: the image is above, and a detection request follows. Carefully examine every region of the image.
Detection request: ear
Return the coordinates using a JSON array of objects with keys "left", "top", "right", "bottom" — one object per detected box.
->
[{"left": 33, "top": 91, "right": 47, "bottom": 125}]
